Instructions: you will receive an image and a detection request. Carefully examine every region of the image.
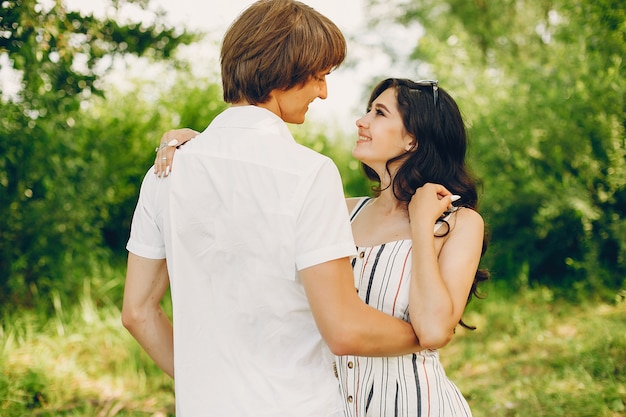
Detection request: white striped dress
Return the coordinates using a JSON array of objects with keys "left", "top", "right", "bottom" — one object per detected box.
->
[{"left": 335, "top": 198, "right": 472, "bottom": 417}]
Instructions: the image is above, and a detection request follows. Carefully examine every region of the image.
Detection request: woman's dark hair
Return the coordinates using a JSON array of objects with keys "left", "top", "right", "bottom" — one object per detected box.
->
[{"left": 363, "top": 78, "right": 490, "bottom": 329}]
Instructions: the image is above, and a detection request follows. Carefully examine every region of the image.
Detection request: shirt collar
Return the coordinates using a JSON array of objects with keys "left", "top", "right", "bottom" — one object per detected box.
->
[{"left": 211, "top": 105, "right": 294, "bottom": 142}]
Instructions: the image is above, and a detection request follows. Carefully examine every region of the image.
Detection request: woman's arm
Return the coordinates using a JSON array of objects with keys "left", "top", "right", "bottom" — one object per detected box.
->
[
  {"left": 154, "top": 128, "right": 199, "bottom": 177},
  {"left": 407, "top": 183, "right": 484, "bottom": 349}
]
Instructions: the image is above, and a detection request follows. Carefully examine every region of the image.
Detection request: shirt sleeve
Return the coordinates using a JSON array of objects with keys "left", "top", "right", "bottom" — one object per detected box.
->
[
  {"left": 126, "top": 169, "right": 167, "bottom": 260},
  {"left": 295, "top": 158, "right": 357, "bottom": 270}
]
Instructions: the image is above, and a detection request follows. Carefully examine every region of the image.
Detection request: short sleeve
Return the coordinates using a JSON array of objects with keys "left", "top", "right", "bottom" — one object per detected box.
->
[
  {"left": 295, "top": 159, "right": 356, "bottom": 270},
  {"left": 126, "top": 169, "right": 167, "bottom": 259}
]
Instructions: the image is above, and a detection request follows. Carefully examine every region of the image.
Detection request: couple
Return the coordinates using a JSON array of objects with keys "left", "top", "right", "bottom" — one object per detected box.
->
[{"left": 122, "top": 1, "right": 488, "bottom": 416}]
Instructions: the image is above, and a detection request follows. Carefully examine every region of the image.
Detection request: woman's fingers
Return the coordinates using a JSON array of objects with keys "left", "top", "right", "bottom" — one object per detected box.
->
[
  {"left": 153, "top": 129, "right": 200, "bottom": 177},
  {"left": 154, "top": 143, "right": 177, "bottom": 177}
]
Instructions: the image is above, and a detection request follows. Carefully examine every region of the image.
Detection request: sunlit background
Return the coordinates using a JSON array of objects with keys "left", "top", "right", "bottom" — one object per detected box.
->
[
  {"left": 62, "top": 0, "right": 388, "bottom": 126},
  {"left": 1, "top": 0, "right": 624, "bottom": 415}
]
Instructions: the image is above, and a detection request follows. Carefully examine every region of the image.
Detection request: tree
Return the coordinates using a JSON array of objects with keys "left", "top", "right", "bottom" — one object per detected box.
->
[
  {"left": 0, "top": 0, "right": 196, "bottom": 305},
  {"left": 365, "top": 0, "right": 625, "bottom": 296}
]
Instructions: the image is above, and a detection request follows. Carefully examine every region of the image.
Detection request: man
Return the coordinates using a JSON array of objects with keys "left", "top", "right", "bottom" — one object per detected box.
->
[{"left": 122, "top": 1, "right": 420, "bottom": 416}]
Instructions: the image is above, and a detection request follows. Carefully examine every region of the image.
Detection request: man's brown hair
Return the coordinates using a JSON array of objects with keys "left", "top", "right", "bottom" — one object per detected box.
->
[{"left": 221, "top": 0, "right": 347, "bottom": 104}]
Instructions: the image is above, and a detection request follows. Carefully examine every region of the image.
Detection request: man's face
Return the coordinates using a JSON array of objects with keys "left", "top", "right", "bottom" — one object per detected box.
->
[{"left": 271, "top": 70, "right": 330, "bottom": 124}]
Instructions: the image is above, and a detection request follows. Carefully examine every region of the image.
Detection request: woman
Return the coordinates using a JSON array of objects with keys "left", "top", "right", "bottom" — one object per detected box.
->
[
  {"left": 336, "top": 78, "right": 487, "bottom": 417},
  {"left": 154, "top": 78, "right": 488, "bottom": 416}
]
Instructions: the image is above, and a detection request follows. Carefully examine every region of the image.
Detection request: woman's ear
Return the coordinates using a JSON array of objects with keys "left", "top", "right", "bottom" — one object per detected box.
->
[{"left": 403, "top": 133, "right": 416, "bottom": 152}]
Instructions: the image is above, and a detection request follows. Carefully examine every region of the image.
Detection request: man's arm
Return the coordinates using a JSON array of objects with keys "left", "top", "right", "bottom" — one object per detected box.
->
[
  {"left": 122, "top": 253, "right": 174, "bottom": 378},
  {"left": 300, "top": 257, "right": 421, "bottom": 357}
]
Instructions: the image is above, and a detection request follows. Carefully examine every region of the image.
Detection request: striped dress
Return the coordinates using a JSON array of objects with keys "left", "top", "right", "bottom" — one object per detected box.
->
[{"left": 335, "top": 198, "right": 472, "bottom": 417}]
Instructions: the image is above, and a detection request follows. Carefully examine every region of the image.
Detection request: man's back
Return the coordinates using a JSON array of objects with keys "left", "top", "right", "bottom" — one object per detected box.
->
[{"left": 165, "top": 106, "right": 355, "bottom": 416}]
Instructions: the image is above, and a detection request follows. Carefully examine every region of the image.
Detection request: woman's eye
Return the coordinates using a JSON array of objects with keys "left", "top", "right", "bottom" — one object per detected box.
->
[{"left": 375, "top": 109, "right": 384, "bottom": 116}]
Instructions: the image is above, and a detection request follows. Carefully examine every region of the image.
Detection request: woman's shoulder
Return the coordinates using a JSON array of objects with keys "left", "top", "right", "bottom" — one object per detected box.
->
[
  {"left": 345, "top": 196, "right": 370, "bottom": 213},
  {"left": 451, "top": 206, "right": 484, "bottom": 236}
]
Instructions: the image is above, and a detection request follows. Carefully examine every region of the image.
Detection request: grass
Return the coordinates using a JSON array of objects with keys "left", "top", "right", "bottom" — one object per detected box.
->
[
  {"left": 0, "top": 278, "right": 175, "bottom": 417},
  {"left": 1, "top": 278, "right": 624, "bottom": 417},
  {"left": 444, "top": 285, "right": 626, "bottom": 417}
]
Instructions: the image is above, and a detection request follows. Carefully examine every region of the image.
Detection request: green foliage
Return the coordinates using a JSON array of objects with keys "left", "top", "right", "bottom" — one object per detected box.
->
[
  {"left": 0, "top": 0, "right": 197, "bottom": 113},
  {"left": 0, "top": 0, "right": 197, "bottom": 305},
  {"left": 0, "top": 71, "right": 226, "bottom": 307},
  {"left": 1, "top": 0, "right": 623, "bottom": 307},
  {"left": 0, "top": 277, "right": 175, "bottom": 416},
  {"left": 368, "top": 0, "right": 626, "bottom": 296},
  {"left": 443, "top": 284, "right": 626, "bottom": 416}
]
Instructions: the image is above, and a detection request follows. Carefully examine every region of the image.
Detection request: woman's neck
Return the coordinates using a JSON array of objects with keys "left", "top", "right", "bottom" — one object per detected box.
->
[{"left": 372, "top": 190, "right": 407, "bottom": 215}]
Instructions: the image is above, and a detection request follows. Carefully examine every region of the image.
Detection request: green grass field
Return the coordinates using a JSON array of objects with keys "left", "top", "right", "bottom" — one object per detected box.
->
[{"left": 1, "top": 280, "right": 624, "bottom": 417}]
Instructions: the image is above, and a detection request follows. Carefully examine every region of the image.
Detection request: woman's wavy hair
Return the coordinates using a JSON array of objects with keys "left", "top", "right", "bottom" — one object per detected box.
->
[{"left": 362, "top": 78, "right": 490, "bottom": 329}]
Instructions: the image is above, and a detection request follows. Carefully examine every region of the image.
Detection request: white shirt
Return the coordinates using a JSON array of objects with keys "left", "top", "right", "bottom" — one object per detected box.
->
[{"left": 127, "top": 106, "right": 357, "bottom": 417}]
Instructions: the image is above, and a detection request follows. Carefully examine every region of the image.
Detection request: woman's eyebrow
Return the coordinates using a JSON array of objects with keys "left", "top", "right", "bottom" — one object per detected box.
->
[{"left": 374, "top": 102, "right": 391, "bottom": 113}]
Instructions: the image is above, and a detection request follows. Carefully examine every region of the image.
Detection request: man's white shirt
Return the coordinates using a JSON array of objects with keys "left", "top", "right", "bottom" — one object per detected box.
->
[{"left": 127, "top": 106, "right": 356, "bottom": 416}]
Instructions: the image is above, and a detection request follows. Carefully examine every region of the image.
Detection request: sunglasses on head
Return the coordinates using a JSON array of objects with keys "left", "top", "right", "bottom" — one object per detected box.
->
[{"left": 403, "top": 79, "right": 439, "bottom": 108}]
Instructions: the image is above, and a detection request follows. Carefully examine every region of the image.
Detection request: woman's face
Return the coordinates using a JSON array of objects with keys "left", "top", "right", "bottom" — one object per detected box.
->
[{"left": 353, "top": 87, "right": 414, "bottom": 173}]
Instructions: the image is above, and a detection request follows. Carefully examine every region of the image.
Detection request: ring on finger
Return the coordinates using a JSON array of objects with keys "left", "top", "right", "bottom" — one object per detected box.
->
[{"left": 155, "top": 142, "right": 167, "bottom": 153}]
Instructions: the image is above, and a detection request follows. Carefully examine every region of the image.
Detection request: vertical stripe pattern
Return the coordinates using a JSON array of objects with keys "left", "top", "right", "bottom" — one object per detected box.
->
[{"left": 336, "top": 198, "right": 473, "bottom": 417}]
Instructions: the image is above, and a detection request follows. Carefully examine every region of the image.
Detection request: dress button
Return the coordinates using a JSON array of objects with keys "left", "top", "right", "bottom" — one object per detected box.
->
[
  {"left": 348, "top": 361, "right": 354, "bottom": 369},
  {"left": 347, "top": 395, "right": 353, "bottom": 403},
  {"left": 359, "top": 251, "right": 365, "bottom": 258}
]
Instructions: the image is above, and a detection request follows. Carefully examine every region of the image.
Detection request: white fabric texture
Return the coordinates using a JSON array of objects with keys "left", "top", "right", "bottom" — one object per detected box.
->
[{"left": 127, "top": 105, "right": 357, "bottom": 417}]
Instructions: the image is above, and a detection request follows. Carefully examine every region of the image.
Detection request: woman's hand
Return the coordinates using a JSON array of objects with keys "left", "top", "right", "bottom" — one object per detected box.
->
[
  {"left": 408, "top": 183, "right": 457, "bottom": 228},
  {"left": 154, "top": 128, "right": 199, "bottom": 177}
]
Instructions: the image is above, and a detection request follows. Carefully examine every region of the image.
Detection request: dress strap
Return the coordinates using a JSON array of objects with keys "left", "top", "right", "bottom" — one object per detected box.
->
[
  {"left": 350, "top": 196, "right": 455, "bottom": 232},
  {"left": 349, "top": 197, "right": 372, "bottom": 222}
]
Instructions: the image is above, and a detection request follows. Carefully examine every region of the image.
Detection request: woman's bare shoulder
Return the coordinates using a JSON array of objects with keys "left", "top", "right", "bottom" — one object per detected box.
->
[
  {"left": 451, "top": 206, "right": 484, "bottom": 236},
  {"left": 345, "top": 197, "right": 368, "bottom": 213}
]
